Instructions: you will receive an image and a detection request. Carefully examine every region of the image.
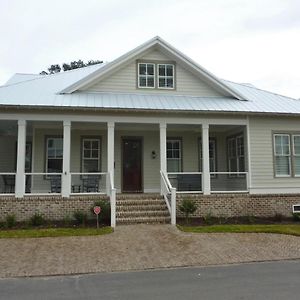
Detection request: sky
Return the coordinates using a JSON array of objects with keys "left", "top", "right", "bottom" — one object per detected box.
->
[{"left": 0, "top": 0, "right": 299, "bottom": 98}]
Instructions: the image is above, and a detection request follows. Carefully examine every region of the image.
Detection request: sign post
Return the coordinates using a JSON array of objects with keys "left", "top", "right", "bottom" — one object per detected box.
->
[{"left": 93, "top": 206, "right": 101, "bottom": 229}]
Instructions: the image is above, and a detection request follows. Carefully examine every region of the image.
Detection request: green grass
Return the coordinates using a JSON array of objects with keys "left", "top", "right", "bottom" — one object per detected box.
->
[
  {"left": 178, "top": 224, "right": 300, "bottom": 236},
  {"left": 0, "top": 227, "right": 113, "bottom": 239}
]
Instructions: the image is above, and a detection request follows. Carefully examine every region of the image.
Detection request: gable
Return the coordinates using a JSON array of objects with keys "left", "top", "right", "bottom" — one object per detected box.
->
[{"left": 81, "top": 48, "right": 224, "bottom": 97}]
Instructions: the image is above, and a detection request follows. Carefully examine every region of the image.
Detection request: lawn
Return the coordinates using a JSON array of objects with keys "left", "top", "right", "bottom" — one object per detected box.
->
[
  {"left": 0, "top": 227, "right": 113, "bottom": 239},
  {"left": 178, "top": 224, "right": 300, "bottom": 236}
]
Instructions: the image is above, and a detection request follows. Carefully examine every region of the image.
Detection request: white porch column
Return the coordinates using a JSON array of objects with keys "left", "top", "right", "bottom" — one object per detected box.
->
[
  {"left": 15, "top": 120, "right": 26, "bottom": 198},
  {"left": 160, "top": 122, "right": 167, "bottom": 194},
  {"left": 107, "top": 122, "right": 115, "bottom": 179},
  {"left": 62, "top": 120, "right": 71, "bottom": 197},
  {"left": 202, "top": 123, "right": 211, "bottom": 195}
]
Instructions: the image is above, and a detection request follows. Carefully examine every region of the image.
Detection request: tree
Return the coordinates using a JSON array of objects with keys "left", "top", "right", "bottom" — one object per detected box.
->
[{"left": 40, "top": 59, "right": 103, "bottom": 75}]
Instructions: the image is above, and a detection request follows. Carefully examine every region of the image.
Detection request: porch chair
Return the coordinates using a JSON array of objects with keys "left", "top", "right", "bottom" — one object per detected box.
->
[
  {"left": 50, "top": 175, "right": 61, "bottom": 193},
  {"left": 2, "top": 175, "right": 15, "bottom": 193},
  {"left": 82, "top": 175, "right": 100, "bottom": 193}
]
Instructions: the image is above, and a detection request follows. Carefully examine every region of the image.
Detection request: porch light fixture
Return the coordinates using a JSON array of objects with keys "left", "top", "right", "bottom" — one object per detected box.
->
[{"left": 151, "top": 150, "right": 157, "bottom": 159}]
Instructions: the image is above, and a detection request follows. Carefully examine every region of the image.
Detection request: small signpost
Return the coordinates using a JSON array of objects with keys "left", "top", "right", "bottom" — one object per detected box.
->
[{"left": 93, "top": 206, "right": 101, "bottom": 229}]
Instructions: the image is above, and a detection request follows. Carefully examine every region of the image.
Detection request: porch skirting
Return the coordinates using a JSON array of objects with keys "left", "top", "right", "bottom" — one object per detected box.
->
[
  {"left": 0, "top": 195, "right": 109, "bottom": 221},
  {"left": 176, "top": 194, "right": 300, "bottom": 218}
]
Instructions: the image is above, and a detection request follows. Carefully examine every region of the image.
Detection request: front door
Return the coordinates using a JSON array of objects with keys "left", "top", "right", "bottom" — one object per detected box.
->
[{"left": 122, "top": 138, "right": 142, "bottom": 193}]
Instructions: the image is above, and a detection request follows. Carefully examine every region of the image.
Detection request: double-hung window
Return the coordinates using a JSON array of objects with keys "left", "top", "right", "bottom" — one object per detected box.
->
[
  {"left": 167, "top": 139, "right": 182, "bottom": 172},
  {"left": 82, "top": 138, "right": 101, "bottom": 172},
  {"left": 273, "top": 134, "right": 293, "bottom": 177},
  {"left": 46, "top": 137, "right": 63, "bottom": 173},
  {"left": 227, "top": 135, "right": 245, "bottom": 175},
  {"left": 199, "top": 138, "right": 217, "bottom": 175},
  {"left": 138, "top": 63, "right": 155, "bottom": 88},
  {"left": 292, "top": 135, "right": 300, "bottom": 176},
  {"left": 158, "top": 64, "right": 174, "bottom": 89}
]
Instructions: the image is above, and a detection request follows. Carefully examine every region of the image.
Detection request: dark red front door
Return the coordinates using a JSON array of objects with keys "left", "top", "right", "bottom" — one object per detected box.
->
[{"left": 122, "top": 138, "right": 142, "bottom": 192}]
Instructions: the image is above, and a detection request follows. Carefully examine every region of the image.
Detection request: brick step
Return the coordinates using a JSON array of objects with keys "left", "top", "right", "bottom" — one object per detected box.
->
[
  {"left": 116, "top": 199, "right": 165, "bottom": 206},
  {"left": 116, "top": 210, "right": 169, "bottom": 218},
  {"left": 117, "top": 216, "right": 171, "bottom": 225},
  {"left": 116, "top": 193, "right": 161, "bottom": 200},
  {"left": 117, "top": 204, "right": 167, "bottom": 212}
]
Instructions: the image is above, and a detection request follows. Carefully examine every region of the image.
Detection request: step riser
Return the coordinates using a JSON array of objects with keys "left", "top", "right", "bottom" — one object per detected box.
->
[{"left": 116, "top": 195, "right": 170, "bottom": 224}]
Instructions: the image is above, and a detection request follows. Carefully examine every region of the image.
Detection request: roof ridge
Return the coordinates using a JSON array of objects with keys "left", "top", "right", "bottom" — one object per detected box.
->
[{"left": 223, "top": 79, "right": 297, "bottom": 101}]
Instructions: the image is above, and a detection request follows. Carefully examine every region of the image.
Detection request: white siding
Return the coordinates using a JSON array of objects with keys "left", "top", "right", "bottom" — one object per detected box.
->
[
  {"left": 82, "top": 49, "right": 223, "bottom": 97},
  {"left": 249, "top": 116, "right": 300, "bottom": 190}
]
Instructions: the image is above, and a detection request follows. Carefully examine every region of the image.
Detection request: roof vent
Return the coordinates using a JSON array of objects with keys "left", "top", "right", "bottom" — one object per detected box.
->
[{"left": 292, "top": 204, "right": 300, "bottom": 213}]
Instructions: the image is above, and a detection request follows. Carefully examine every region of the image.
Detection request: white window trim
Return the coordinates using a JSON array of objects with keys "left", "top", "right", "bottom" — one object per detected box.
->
[
  {"left": 157, "top": 64, "right": 175, "bottom": 90},
  {"left": 292, "top": 134, "right": 300, "bottom": 177},
  {"left": 45, "top": 137, "right": 63, "bottom": 174},
  {"left": 138, "top": 63, "right": 155, "bottom": 89},
  {"left": 81, "top": 138, "right": 101, "bottom": 172},
  {"left": 167, "top": 139, "right": 182, "bottom": 172},
  {"left": 273, "top": 133, "right": 291, "bottom": 177}
]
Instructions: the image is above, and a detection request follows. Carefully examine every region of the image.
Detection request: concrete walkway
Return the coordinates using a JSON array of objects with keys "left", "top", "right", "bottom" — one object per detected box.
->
[{"left": 0, "top": 225, "right": 300, "bottom": 278}]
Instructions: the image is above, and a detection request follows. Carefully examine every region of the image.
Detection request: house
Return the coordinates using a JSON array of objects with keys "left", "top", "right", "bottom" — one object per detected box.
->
[{"left": 0, "top": 36, "right": 299, "bottom": 227}]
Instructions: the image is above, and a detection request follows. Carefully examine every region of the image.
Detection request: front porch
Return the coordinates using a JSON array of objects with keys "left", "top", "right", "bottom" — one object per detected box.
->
[{"left": 0, "top": 116, "right": 250, "bottom": 226}]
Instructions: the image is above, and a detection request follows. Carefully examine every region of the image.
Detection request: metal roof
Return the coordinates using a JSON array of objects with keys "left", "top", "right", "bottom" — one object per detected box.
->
[{"left": 0, "top": 63, "right": 299, "bottom": 115}]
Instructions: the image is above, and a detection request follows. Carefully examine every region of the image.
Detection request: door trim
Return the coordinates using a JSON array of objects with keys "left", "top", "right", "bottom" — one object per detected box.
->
[{"left": 121, "top": 136, "right": 143, "bottom": 193}]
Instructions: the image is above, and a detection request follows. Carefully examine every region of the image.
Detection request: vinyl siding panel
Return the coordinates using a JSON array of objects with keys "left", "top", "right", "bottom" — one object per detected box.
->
[
  {"left": 84, "top": 50, "right": 223, "bottom": 97},
  {"left": 249, "top": 116, "right": 300, "bottom": 189}
]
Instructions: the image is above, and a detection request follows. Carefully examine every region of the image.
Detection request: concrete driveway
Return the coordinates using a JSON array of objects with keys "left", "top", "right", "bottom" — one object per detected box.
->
[{"left": 0, "top": 225, "right": 299, "bottom": 278}]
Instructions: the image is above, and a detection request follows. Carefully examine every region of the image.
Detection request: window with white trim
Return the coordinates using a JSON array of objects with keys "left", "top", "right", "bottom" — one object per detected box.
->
[
  {"left": 293, "top": 135, "right": 300, "bottom": 176},
  {"left": 167, "top": 139, "right": 182, "bottom": 172},
  {"left": 199, "top": 138, "right": 217, "bottom": 174},
  {"left": 82, "top": 138, "right": 101, "bottom": 173},
  {"left": 227, "top": 135, "right": 245, "bottom": 174},
  {"left": 138, "top": 63, "right": 155, "bottom": 88},
  {"left": 273, "top": 134, "right": 292, "bottom": 177},
  {"left": 46, "top": 137, "right": 63, "bottom": 173},
  {"left": 158, "top": 64, "right": 174, "bottom": 89}
]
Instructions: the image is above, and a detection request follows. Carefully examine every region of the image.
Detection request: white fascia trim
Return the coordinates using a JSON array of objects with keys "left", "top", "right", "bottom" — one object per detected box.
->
[
  {"left": 249, "top": 187, "right": 300, "bottom": 194},
  {"left": 59, "top": 36, "right": 246, "bottom": 101},
  {"left": 60, "top": 37, "right": 159, "bottom": 94}
]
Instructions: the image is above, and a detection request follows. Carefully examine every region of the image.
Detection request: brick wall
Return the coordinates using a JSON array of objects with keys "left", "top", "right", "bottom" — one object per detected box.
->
[
  {"left": 0, "top": 195, "right": 109, "bottom": 221},
  {"left": 176, "top": 194, "right": 300, "bottom": 218}
]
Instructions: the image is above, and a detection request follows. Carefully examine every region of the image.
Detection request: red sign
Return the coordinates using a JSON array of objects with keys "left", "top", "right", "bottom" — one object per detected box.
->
[{"left": 93, "top": 206, "right": 101, "bottom": 215}]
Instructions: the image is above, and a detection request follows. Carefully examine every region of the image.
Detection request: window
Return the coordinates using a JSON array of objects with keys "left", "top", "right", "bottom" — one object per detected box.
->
[
  {"left": 227, "top": 135, "right": 245, "bottom": 175},
  {"left": 199, "top": 138, "right": 217, "bottom": 174},
  {"left": 293, "top": 135, "right": 300, "bottom": 176},
  {"left": 46, "top": 137, "right": 63, "bottom": 173},
  {"left": 138, "top": 63, "right": 155, "bottom": 88},
  {"left": 273, "top": 134, "right": 293, "bottom": 177},
  {"left": 158, "top": 64, "right": 174, "bottom": 89},
  {"left": 82, "top": 138, "right": 101, "bottom": 172},
  {"left": 167, "top": 139, "right": 182, "bottom": 172}
]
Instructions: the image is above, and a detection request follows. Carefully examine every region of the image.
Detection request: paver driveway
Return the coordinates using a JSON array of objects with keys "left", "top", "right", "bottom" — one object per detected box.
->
[{"left": 0, "top": 225, "right": 299, "bottom": 278}]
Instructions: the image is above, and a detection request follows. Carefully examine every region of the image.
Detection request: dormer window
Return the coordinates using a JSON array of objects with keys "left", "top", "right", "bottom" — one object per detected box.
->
[
  {"left": 138, "top": 63, "right": 155, "bottom": 88},
  {"left": 158, "top": 64, "right": 174, "bottom": 89}
]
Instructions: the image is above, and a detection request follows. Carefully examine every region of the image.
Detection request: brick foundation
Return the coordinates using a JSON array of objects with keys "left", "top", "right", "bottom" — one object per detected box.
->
[
  {"left": 0, "top": 195, "right": 109, "bottom": 221},
  {"left": 176, "top": 193, "right": 300, "bottom": 218}
]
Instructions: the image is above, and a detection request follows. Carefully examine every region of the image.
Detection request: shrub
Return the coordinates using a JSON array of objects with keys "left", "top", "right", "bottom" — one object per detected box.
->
[
  {"left": 179, "top": 199, "right": 197, "bottom": 224},
  {"left": 5, "top": 214, "right": 16, "bottom": 228},
  {"left": 203, "top": 212, "right": 215, "bottom": 225},
  {"left": 293, "top": 213, "right": 300, "bottom": 222},
  {"left": 73, "top": 210, "right": 88, "bottom": 226},
  {"left": 63, "top": 214, "right": 72, "bottom": 226},
  {"left": 30, "top": 213, "right": 45, "bottom": 226},
  {"left": 91, "top": 200, "right": 111, "bottom": 224}
]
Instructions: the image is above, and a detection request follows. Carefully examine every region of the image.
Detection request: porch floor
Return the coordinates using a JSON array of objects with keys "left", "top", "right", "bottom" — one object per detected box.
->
[{"left": 0, "top": 225, "right": 299, "bottom": 278}]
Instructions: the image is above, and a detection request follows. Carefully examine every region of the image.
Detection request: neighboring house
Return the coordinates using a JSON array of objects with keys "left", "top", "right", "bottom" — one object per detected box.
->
[{"left": 0, "top": 36, "right": 299, "bottom": 226}]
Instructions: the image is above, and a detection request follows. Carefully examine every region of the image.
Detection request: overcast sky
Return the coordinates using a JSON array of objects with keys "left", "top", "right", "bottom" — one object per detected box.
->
[{"left": 0, "top": 0, "right": 299, "bottom": 98}]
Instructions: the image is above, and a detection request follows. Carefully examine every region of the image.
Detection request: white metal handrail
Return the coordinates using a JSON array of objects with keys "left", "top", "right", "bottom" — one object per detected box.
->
[
  {"left": 25, "top": 172, "right": 62, "bottom": 176},
  {"left": 0, "top": 172, "right": 16, "bottom": 175},
  {"left": 70, "top": 172, "right": 106, "bottom": 175}
]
